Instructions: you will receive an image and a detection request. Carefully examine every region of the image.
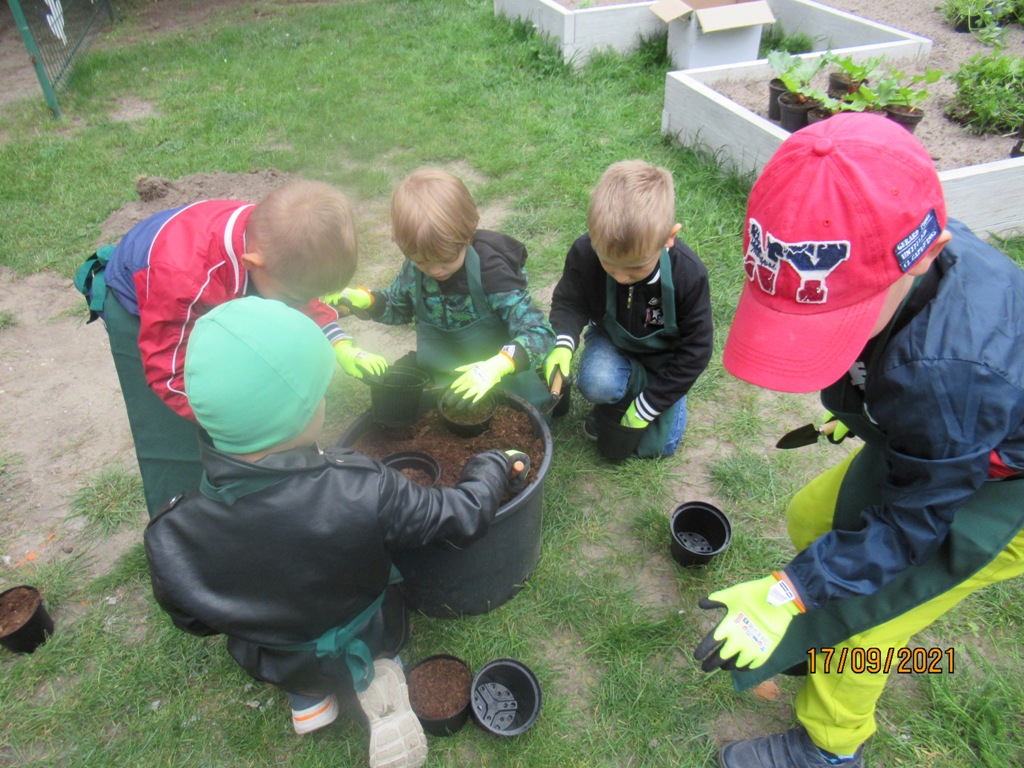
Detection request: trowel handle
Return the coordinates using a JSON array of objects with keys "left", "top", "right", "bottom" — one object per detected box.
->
[{"left": 548, "top": 368, "right": 564, "bottom": 397}]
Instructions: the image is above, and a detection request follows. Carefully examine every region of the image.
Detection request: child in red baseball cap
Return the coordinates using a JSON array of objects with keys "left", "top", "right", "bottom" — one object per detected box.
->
[{"left": 694, "top": 112, "right": 1024, "bottom": 767}]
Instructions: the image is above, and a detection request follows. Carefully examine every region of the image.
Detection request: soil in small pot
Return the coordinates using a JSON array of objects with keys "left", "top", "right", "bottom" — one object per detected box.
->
[
  {"left": 400, "top": 467, "right": 436, "bottom": 486},
  {"left": 885, "top": 105, "right": 925, "bottom": 133},
  {"left": 350, "top": 407, "right": 545, "bottom": 498},
  {"left": 827, "top": 72, "right": 863, "bottom": 100},
  {"left": 807, "top": 107, "right": 834, "bottom": 124},
  {"left": 409, "top": 657, "right": 473, "bottom": 720},
  {"left": 0, "top": 587, "right": 41, "bottom": 637},
  {"left": 441, "top": 397, "right": 494, "bottom": 427}
]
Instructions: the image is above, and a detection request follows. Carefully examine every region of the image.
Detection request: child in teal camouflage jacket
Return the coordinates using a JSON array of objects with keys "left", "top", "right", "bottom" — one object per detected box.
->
[{"left": 332, "top": 168, "right": 555, "bottom": 411}]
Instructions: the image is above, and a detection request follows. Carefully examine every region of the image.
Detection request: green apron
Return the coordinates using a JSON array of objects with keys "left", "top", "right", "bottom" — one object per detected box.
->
[
  {"left": 413, "top": 246, "right": 549, "bottom": 411},
  {"left": 732, "top": 290, "right": 1024, "bottom": 691},
  {"left": 200, "top": 469, "right": 400, "bottom": 694},
  {"left": 599, "top": 249, "right": 681, "bottom": 459},
  {"left": 75, "top": 250, "right": 205, "bottom": 518}
]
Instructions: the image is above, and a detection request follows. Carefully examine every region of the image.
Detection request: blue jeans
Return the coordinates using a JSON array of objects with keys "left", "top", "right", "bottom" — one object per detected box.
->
[{"left": 576, "top": 328, "right": 687, "bottom": 457}]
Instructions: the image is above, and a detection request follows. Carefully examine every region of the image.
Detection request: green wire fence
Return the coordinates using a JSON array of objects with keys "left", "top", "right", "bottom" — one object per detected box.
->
[{"left": 7, "top": 0, "right": 114, "bottom": 118}]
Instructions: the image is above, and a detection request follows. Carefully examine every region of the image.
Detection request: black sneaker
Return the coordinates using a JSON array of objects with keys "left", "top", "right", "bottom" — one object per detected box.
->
[
  {"left": 718, "top": 726, "right": 863, "bottom": 768},
  {"left": 583, "top": 410, "right": 598, "bottom": 441}
]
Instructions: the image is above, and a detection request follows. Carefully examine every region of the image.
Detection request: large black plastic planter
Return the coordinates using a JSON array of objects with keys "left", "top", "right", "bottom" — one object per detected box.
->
[{"left": 340, "top": 393, "right": 552, "bottom": 617}]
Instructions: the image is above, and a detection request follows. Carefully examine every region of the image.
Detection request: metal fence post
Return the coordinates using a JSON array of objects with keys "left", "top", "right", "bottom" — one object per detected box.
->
[{"left": 6, "top": 0, "right": 115, "bottom": 118}]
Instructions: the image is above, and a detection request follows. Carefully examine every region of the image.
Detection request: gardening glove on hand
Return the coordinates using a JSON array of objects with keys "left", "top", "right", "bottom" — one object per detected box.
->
[
  {"left": 504, "top": 450, "right": 531, "bottom": 493},
  {"left": 620, "top": 400, "right": 650, "bottom": 429},
  {"left": 451, "top": 351, "right": 515, "bottom": 403},
  {"left": 693, "top": 572, "right": 805, "bottom": 673},
  {"left": 544, "top": 347, "right": 572, "bottom": 388},
  {"left": 323, "top": 287, "right": 374, "bottom": 319},
  {"left": 334, "top": 340, "right": 388, "bottom": 380},
  {"left": 821, "top": 412, "right": 851, "bottom": 444}
]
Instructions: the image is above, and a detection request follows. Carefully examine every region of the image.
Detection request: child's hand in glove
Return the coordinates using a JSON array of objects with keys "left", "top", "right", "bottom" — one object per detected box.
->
[
  {"left": 503, "top": 450, "right": 531, "bottom": 493},
  {"left": 334, "top": 340, "right": 388, "bottom": 379},
  {"left": 694, "top": 572, "right": 805, "bottom": 672}
]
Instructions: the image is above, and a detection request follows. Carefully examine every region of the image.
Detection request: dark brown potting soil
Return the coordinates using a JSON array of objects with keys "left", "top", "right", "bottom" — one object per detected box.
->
[
  {"left": 351, "top": 406, "right": 545, "bottom": 493},
  {"left": 0, "top": 587, "right": 41, "bottom": 637},
  {"left": 408, "top": 657, "right": 473, "bottom": 719},
  {"left": 441, "top": 397, "right": 494, "bottom": 426},
  {"left": 400, "top": 467, "right": 436, "bottom": 487}
]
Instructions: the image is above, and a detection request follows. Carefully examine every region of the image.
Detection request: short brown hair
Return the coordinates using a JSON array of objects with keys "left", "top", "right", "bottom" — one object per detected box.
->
[
  {"left": 247, "top": 178, "right": 358, "bottom": 298},
  {"left": 390, "top": 168, "right": 480, "bottom": 264},
  {"left": 587, "top": 160, "right": 676, "bottom": 265}
]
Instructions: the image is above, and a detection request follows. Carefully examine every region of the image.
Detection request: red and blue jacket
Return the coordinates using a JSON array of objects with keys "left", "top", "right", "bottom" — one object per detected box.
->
[{"left": 104, "top": 200, "right": 348, "bottom": 419}]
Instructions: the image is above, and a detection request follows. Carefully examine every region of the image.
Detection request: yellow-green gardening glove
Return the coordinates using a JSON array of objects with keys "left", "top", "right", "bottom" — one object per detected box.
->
[
  {"left": 333, "top": 340, "right": 388, "bottom": 379},
  {"left": 544, "top": 347, "right": 572, "bottom": 387},
  {"left": 451, "top": 351, "right": 515, "bottom": 403},
  {"left": 693, "top": 572, "right": 805, "bottom": 672},
  {"left": 821, "top": 411, "right": 850, "bottom": 444},
  {"left": 620, "top": 400, "right": 649, "bottom": 429},
  {"left": 323, "top": 287, "right": 374, "bottom": 318}
]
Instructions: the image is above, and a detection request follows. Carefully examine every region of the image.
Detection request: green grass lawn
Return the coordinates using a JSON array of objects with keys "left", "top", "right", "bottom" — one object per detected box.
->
[{"left": 2, "top": 1, "right": 1024, "bottom": 766}]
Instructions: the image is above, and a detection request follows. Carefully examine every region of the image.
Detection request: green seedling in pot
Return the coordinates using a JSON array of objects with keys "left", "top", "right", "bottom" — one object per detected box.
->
[
  {"left": 826, "top": 53, "right": 884, "bottom": 94},
  {"left": 768, "top": 50, "right": 827, "bottom": 103},
  {"left": 872, "top": 67, "right": 945, "bottom": 109}
]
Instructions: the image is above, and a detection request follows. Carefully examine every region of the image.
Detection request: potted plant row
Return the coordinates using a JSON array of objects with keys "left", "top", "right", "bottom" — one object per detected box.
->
[{"left": 767, "top": 51, "right": 944, "bottom": 134}]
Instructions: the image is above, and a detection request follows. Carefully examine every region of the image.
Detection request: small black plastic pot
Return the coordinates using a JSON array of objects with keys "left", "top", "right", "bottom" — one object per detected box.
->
[
  {"left": 593, "top": 405, "right": 644, "bottom": 463},
  {"left": 369, "top": 366, "right": 430, "bottom": 428},
  {"left": 0, "top": 585, "right": 54, "bottom": 654},
  {"left": 382, "top": 451, "right": 441, "bottom": 487},
  {"left": 408, "top": 654, "right": 473, "bottom": 737},
  {"left": 767, "top": 78, "right": 787, "bottom": 121},
  {"left": 471, "top": 658, "right": 542, "bottom": 737},
  {"left": 669, "top": 502, "right": 732, "bottom": 567},
  {"left": 438, "top": 390, "right": 497, "bottom": 438},
  {"left": 778, "top": 92, "right": 820, "bottom": 132}
]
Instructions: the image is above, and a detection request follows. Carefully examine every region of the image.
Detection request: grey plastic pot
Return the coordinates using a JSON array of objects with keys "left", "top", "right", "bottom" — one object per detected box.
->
[{"left": 340, "top": 393, "right": 552, "bottom": 617}]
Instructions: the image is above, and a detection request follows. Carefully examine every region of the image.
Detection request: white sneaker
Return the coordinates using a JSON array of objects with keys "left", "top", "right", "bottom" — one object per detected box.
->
[
  {"left": 357, "top": 658, "right": 428, "bottom": 768},
  {"left": 291, "top": 694, "right": 339, "bottom": 735}
]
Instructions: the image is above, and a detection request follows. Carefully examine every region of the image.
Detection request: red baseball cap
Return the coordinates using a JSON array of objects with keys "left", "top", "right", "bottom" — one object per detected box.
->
[{"left": 723, "top": 113, "right": 947, "bottom": 393}]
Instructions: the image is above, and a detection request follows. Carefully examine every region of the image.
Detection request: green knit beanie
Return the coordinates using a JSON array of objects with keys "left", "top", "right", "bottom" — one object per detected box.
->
[{"left": 185, "top": 297, "right": 336, "bottom": 454}]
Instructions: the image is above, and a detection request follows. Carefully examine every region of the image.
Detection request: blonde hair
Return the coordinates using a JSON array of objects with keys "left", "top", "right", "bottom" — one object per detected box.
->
[
  {"left": 587, "top": 160, "right": 676, "bottom": 265},
  {"left": 390, "top": 168, "right": 480, "bottom": 264},
  {"left": 247, "top": 179, "right": 358, "bottom": 297}
]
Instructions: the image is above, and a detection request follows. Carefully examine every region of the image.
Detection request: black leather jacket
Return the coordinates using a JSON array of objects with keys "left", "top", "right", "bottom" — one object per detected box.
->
[{"left": 144, "top": 438, "right": 512, "bottom": 695}]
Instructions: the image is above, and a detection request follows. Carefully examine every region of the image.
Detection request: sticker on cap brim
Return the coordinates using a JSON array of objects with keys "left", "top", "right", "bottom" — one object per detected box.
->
[{"left": 894, "top": 209, "right": 940, "bottom": 272}]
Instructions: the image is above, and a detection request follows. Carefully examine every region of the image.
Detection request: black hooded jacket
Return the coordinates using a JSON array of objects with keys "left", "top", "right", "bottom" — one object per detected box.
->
[{"left": 144, "top": 438, "right": 512, "bottom": 695}]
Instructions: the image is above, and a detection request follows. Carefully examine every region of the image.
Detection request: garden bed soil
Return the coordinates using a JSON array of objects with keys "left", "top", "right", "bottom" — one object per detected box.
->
[
  {"left": 348, "top": 406, "right": 546, "bottom": 494},
  {"left": 552, "top": 0, "right": 1024, "bottom": 171},
  {"left": 409, "top": 657, "right": 473, "bottom": 720}
]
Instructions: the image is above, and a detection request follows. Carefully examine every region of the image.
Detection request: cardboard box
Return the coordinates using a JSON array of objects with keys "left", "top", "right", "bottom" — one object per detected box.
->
[{"left": 650, "top": 0, "right": 775, "bottom": 70}]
